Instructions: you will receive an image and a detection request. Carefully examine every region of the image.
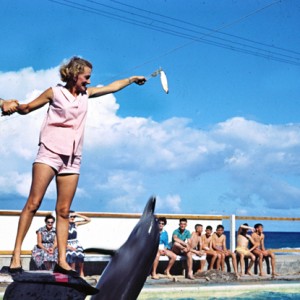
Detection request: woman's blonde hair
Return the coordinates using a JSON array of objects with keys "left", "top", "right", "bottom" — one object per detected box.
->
[{"left": 60, "top": 56, "right": 93, "bottom": 82}]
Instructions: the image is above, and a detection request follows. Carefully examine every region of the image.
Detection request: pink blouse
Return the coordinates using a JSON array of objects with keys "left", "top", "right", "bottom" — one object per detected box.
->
[{"left": 39, "top": 85, "right": 89, "bottom": 156}]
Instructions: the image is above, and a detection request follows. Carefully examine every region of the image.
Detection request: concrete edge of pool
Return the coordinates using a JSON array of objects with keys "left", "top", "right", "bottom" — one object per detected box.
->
[{"left": 138, "top": 282, "right": 300, "bottom": 299}]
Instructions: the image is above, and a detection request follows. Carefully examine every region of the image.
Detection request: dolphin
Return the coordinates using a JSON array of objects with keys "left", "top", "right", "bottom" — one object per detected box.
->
[{"left": 90, "top": 196, "right": 160, "bottom": 300}]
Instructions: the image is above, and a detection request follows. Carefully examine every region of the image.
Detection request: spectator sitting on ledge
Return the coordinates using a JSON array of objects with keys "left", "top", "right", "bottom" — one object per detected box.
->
[{"left": 31, "top": 215, "right": 58, "bottom": 270}]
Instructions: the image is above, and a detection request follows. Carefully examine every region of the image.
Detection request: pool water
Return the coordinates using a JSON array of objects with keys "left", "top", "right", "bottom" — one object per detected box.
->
[{"left": 138, "top": 283, "right": 300, "bottom": 299}]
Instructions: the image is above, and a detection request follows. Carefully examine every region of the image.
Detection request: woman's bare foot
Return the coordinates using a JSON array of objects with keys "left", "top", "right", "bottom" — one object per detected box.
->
[
  {"left": 246, "top": 271, "right": 253, "bottom": 276},
  {"left": 10, "top": 253, "right": 22, "bottom": 269},
  {"left": 272, "top": 272, "right": 279, "bottom": 278},
  {"left": 57, "top": 261, "right": 73, "bottom": 271},
  {"left": 187, "top": 272, "right": 195, "bottom": 280},
  {"left": 259, "top": 272, "right": 266, "bottom": 276}
]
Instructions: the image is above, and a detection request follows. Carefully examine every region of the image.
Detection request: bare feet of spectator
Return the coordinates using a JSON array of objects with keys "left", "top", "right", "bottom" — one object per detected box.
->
[
  {"left": 164, "top": 270, "right": 173, "bottom": 278},
  {"left": 151, "top": 274, "right": 159, "bottom": 280}
]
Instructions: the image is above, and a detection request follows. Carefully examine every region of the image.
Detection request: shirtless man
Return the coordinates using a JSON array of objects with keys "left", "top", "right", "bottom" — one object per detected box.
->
[
  {"left": 252, "top": 223, "right": 278, "bottom": 277},
  {"left": 171, "top": 218, "right": 194, "bottom": 279},
  {"left": 189, "top": 224, "right": 206, "bottom": 273},
  {"left": 212, "top": 225, "right": 239, "bottom": 276},
  {"left": 236, "top": 224, "right": 257, "bottom": 276},
  {"left": 201, "top": 225, "right": 221, "bottom": 270}
]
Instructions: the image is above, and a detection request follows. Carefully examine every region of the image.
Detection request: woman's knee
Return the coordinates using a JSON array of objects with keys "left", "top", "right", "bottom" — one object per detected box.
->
[
  {"left": 55, "top": 206, "right": 70, "bottom": 219},
  {"left": 24, "top": 198, "right": 42, "bottom": 213}
]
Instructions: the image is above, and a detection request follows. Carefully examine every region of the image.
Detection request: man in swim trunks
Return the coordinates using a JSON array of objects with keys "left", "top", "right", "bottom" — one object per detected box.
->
[
  {"left": 236, "top": 224, "right": 257, "bottom": 276},
  {"left": 171, "top": 218, "right": 194, "bottom": 279},
  {"left": 189, "top": 224, "right": 206, "bottom": 273},
  {"left": 201, "top": 225, "right": 221, "bottom": 270},
  {"left": 252, "top": 223, "right": 278, "bottom": 277},
  {"left": 212, "top": 225, "right": 239, "bottom": 276}
]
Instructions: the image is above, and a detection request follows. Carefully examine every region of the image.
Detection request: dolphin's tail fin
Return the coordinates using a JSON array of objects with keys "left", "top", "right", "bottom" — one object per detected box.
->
[{"left": 84, "top": 248, "right": 116, "bottom": 256}]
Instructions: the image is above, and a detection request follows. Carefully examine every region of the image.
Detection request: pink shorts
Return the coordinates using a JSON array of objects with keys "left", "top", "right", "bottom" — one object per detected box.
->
[{"left": 34, "top": 143, "right": 81, "bottom": 174}]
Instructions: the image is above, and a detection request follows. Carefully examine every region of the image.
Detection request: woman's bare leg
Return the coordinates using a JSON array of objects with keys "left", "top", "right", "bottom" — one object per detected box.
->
[
  {"left": 239, "top": 253, "right": 245, "bottom": 275},
  {"left": 78, "top": 262, "right": 84, "bottom": 277},
  {"left": 10, "top": 163, "right": 55, "bottom": 268},
  {"left": 55, "top": 174, "right": 79, "bottom": 270}
]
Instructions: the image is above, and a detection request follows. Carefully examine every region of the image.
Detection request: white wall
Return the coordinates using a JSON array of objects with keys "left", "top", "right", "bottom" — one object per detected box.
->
[{"left": 0, "top": 212, "right": 222, "bottom": 251}]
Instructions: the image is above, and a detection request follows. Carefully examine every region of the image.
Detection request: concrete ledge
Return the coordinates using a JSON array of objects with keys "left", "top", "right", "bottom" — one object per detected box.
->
[{"left": 1, "top": 254, "right": 299, "bottom": 276}]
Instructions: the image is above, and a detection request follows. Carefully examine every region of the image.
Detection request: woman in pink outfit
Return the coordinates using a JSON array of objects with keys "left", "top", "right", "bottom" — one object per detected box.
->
[{"left": 7, "top": 57, "right": 146, "bottom": 276}]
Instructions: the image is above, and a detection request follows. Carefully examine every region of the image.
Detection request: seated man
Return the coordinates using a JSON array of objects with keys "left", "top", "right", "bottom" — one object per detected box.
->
[
  {"left": 211, "top": 224, "right": 239, "bottom": 276},
  {"left": 189, "top": 224, "right": 207, "bottom": 273},
  {"left": 151, "top": 217, "right": 177, "bottom": 279},
  {"left": 235, "top": 224, "right": 257, "bottom": 276},
  {"left": 171, "top": 218, "right": 194, "bottom": 279},
  {"left": 201, "top": 225, "right": 221, "bottom": 270},
  {"left": 251, "top": 223, "right": 278, "bottom": 277}
]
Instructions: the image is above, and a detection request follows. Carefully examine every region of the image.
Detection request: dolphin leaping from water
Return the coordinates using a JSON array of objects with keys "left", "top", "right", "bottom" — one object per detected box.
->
[{"left": 91, "top": 196, "right": 160, "bottom": 300}]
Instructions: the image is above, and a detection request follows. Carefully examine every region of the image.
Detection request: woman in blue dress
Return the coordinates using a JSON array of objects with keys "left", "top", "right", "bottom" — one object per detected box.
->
[{"left": 66, "top": 211, "right": 91, "bottom": 277}]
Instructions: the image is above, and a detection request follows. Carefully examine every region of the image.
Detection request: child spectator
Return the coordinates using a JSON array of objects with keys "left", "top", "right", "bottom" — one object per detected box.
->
[{"left": 211, "top": 224, "right": 239, "bottom": 277}]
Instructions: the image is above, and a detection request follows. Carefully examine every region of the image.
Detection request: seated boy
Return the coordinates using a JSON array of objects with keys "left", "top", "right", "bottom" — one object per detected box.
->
[
  {"left": 189, "top": 224, "right": 207, "bottom": 273},
  {"left": 201, "top": 225, "right": 221, "bottom": 270},
  {"left": 251, "top": 223, "right": 278, "bottom": 277},
  {"left": 211, "top": 224, "right": 239, "bottom": 276}
]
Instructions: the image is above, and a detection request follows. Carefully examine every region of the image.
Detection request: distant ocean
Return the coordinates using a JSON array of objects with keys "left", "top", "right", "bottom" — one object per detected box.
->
[{"left": 224, "top": 231, "right": 300, "bottom": 254}]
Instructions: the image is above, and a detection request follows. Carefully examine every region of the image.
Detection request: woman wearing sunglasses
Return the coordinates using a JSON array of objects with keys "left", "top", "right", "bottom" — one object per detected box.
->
[{"left": 66, "top": 211, "right": 91, "bottom": 277}]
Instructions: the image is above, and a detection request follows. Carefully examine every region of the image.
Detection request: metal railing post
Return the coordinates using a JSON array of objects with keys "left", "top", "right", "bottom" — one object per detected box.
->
[{"left": 230, "top": 214, "right": 236, "bottom": 252}]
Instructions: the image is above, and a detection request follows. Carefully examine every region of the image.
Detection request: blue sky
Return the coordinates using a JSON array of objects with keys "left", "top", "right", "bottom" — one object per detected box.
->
[{"left": 1, "top": 0, "right": 300, "bottom": 231}]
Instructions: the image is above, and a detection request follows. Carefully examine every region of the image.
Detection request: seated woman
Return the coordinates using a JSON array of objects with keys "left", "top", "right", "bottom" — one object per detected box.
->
[
  {"left": 32, "top": 215, "right": 58, "bottom": 270},
  {"left": 66, "top": 211, "right": 91, "bottom": 277}
]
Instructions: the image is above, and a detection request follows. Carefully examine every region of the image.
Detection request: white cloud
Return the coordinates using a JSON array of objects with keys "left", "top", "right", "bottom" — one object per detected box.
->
[
  {"left": 0, "top": 67, "right": 60, "bottom": 100},
  {"left": 157, "top": 194, "right": 182, "bottom": 213},
  {"left": 1, "top": 67, "right": 300, "bottom": 213}
]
